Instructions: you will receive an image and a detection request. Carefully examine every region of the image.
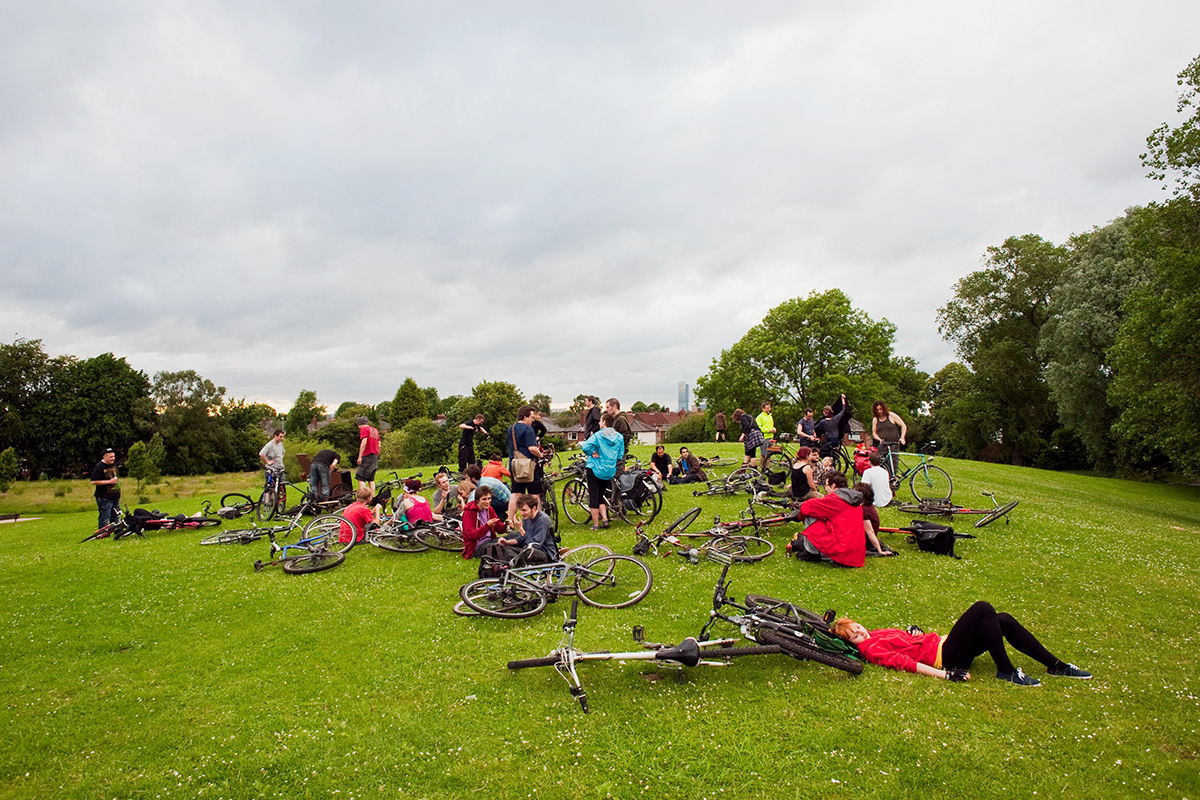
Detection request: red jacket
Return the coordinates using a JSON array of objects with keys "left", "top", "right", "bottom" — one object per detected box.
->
[
  {"left": 857, "top": 628, "right": 943, "bottom": 673},
  {"left": 461, "top": 500, "right": 501, "bottom": 559},
  {"left": 799, "top": 489, "right": 866, "bottom": 567}
]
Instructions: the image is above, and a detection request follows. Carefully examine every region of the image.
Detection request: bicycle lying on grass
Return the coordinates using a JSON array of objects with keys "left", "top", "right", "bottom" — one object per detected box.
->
[
  {"left": 896, "top": 490, "right": 1019, "bottom": 528},
  {"left": 507, "top": 550, "right": 860, "bottom": 713},
  {"left": 690, "top": 465, "right": 764, "bottom": 497},
  {"left": 251, "top": 514, "right": 357, "bottom": 574},
  {"left": 632, "top": 508, "right": 774, "bottom": 562},
  {"left": 457, "top": 550, "right": 652, "bottom": 619},
  {"left": 83, "top": 505, "right": 223, "bottom": 542}
]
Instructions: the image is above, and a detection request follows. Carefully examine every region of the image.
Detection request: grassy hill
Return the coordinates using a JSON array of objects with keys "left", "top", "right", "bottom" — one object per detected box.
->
[{"left": 1, "top": 445, "right": 1197, "bottom": 799}]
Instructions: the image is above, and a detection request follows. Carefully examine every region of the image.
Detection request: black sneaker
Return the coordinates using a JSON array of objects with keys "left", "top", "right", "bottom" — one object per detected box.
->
[
  {"left": 996, "top": 667, "right": 1041, "bottom": 686},
  {"left": 1047, "top": 662, "right": 1092, "bottom": 679}
]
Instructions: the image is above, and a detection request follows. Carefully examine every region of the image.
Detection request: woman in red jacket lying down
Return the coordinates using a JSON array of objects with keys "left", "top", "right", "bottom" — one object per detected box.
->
[{"left": 831, "top": 601, "right": 1093, "bottom": 687}]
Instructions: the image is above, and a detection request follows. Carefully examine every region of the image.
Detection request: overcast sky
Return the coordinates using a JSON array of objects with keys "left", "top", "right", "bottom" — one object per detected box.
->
[{"left": 3, "top": 2, "right": 1197, "bottom": 413}]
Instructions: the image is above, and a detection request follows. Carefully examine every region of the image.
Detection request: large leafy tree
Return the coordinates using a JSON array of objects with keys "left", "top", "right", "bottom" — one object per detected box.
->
[
  {"left": 153, "top": 370, "right": 238, "bottom": 475},
  {"left": 1108, "top": 196, "right": 1200, "bottom": 476},
  {"left": 1142, "top": 53, "right": 1200, "bottom": 200},
  {"left": 938, "top": 234, "right": 1068, "bottom": 465},
  {"left": 1038, "top": 212, "right": 1155, "bottom": 469},
  {"left": 696, "top": 290, "right": 924, "bottom": 429},
  {"left": 0, "top": 338, "right": 71, "bottom": 472},
  {"left": 285, "top": 389, "right": 324, "bottom": 435},
  {"left": 390, "top": 378, "right": 428, "bottom": 430}
]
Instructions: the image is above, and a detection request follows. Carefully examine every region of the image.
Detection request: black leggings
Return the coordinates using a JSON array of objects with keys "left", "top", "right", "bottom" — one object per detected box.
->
[
  {"left": 586, "top": 469, "right": 611, "bottom": 510},
  {"left": 940, "top": 601, "right": 1060, "bottom": 674}
]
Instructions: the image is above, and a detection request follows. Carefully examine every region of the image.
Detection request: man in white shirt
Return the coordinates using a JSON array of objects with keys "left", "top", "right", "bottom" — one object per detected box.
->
[{"left": 860, "top": 451, "right": 893, "bottom": 507}]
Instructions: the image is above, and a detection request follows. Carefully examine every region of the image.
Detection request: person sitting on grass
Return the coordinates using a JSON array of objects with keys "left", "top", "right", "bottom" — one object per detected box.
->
[
  {"left": 831, "top": 601, "right": 1092, "bottom": 686},
  {"left": 668, "top": 446, "right": 708, "bottom": 485},
  {"left": 497, "top": 493, "right": 558, "bottom": 564},
  {"left": 649, "top": 445, "right": 672, "bottom": 484},
  {"left": 460, "top": 484, "right": 505, "bottom": 559},
  {"left": 790, "top": 446, "right": 821, "bottom": 503},
  {"left": 855, "top": 482, "right": 895, "bottom": 557},
  {"left": 480, "top": 457, "right": 510, "bottom": 481},
  {"left": 431, "top": 471, "right": 459, "bottom": 522},
  {"left": 397, "top": 478, "right": 433, "bottom": 525},
  {"left": 792, "top": 470, "right": 865, "bottom": 567},
  {"left": 860, "top": 451, "right": 893, "bottom": 507},
  {"left": 339, "top": 486, "right": 379, "bottom": 546}
]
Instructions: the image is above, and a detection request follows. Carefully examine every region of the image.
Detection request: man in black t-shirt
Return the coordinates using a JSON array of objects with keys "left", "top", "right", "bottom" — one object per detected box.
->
[
  {"left": 583, "top": 396, "right": 601, "bottom": 438},
  {"left": 90, "top": 448, "right": 121, "bottom": 530},
  {"left": 458, "top": 414, "right": 488, "bottom": 472},
  {"left": 310, "top": 449, "right": 340, "bottom": 501}
]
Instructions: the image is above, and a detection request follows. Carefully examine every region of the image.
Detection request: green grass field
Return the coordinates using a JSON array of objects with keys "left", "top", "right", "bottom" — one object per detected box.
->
[{"left": 2, "top": 445, "right": 1198, "bottom": 799}]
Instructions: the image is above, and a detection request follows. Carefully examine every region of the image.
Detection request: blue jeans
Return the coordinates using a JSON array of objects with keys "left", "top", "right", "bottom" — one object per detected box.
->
[
  {"left": 309, "top": 463, "right": 330, "bottom": 500},
  {"left": 96, "top": 496, "right": 120, "bottom": 530}
]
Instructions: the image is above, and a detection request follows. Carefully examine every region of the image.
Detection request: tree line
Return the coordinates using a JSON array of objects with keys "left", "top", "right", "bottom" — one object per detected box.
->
[{"left": 695, "top": 54, "right": 1200, "bottom": 478}]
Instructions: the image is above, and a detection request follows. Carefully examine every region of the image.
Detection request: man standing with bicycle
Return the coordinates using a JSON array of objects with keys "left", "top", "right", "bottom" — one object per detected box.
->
[
  {"left": 356, "top": 416, "right": 380, "bottom": 496},
  {"left": 90, "top": 447, "right": 121, "bottom": 531},
  {"left": 507, "top": 406, "right": 543, "bottom": 498},
  {"left": 259, "top": 430, "right": 285, "bottom": 478}
]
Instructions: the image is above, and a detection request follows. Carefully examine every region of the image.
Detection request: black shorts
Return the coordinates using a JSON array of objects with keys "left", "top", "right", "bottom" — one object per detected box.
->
[{"left": 355, "top": 453, "right": 379, "bottom": 481}]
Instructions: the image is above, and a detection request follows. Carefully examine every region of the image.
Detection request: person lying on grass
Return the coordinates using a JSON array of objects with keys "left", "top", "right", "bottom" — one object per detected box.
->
[{"left": 830, "top": 601, "right": 1092, "bottom": 686}]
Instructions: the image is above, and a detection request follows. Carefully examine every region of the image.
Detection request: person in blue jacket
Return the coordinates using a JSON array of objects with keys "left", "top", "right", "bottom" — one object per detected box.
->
[{"left": 579, "top": 413, "right": 625, "bottom": 530}]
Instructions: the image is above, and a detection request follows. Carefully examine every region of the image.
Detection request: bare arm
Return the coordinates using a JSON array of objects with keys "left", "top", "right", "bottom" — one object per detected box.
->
[{"left": 894, "top": 413, "right": 908, "bottom": 445}]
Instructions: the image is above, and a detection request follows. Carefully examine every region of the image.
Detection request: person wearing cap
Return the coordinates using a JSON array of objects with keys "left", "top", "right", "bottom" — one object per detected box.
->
[
  {"left": 356, "top": 416, "right": 380, "bottom": 496},
  {"left": 90, "top": 448, "right": 121, "bottom": 530}
]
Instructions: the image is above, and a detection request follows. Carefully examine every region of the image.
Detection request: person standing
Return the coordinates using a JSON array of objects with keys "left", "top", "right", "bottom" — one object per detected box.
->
[
  {"left": 796, "top": 408, "right": 819, "bottom": 449},
  {"left": 356, "top": 416, "right": 380, "bottom": 496},
  {"left": 733, "top": 408, "right": 764, "bottom": 468},
  {"left": 90, "top": 448, "right": 121, "bottom": 530},
  {"left": 579, "top": 413, "right": 624, "bottom": 530},
  {"left": 458, "top": 414, "right": 488, "bottom": 472},
  {"left": 605, "top": 398, "right": 633, "bottom": 467},
  {"left": 506, "top": 406, "right": 543, "bottom": 497},
  {"left": 309, "top": 448, "right": 340, "bottom": 501},
  {"left": 583, "top": 396, "right": 601, "bottom": 439},
  {"left": 814, "top": 395, "right": 849, "bottom": 457},
  {"left": 755, "top": 402, "right": 776, "bottom": 442},
  {"left": 870, "top": 401, "right": 908, "bottom": 476},
  {"left": 714, "top": 410, "right": 727, "bottom": 443},
  {"left": 259, "top": 429, "right": 285, "bottom": 478}
]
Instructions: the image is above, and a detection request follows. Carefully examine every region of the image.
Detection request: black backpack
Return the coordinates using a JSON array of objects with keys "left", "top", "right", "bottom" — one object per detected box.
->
[{"left": 904, "top": 520, "right": 973, "bottom": 559}]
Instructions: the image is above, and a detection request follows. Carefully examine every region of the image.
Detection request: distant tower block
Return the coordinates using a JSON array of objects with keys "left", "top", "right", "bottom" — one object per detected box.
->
[{"left": 678, "top": 382, "right": 690, "bottom": 413}]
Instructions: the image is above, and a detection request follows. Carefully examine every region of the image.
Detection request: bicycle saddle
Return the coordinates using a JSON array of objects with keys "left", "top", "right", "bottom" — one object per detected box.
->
[{"left": 653, "top": 637, "right": 701, "bottom": 667}]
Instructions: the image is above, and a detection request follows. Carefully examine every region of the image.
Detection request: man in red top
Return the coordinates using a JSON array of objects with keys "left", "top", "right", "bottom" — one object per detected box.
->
[
  {"left": 794, "top": 471, "right": 866, "bottom": 567},
  {"left": 339, "top": 486, "right": 378, "bottom": 545},
  {"left": 356, "top": 416, "right": 380, "bottom": 496}
]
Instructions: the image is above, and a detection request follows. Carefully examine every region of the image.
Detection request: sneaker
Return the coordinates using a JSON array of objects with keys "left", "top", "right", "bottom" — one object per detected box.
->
[
  {"left": 996, "top": 667, "right": 1041, "bottom": 687},
  {"left": 1047, "top": 662, "right": 1092, "bottom": 679}
]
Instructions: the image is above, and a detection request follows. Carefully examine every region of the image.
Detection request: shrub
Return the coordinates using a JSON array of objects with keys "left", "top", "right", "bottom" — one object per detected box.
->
[
  {"left": 0, "top": 447, "right": 19, "bottom": 493},
  {"left": 663, "top": 413, "right": 709, "bottom": 443},
  {"left": 379, "top": 418, "right": 452, "bottom": 469}
]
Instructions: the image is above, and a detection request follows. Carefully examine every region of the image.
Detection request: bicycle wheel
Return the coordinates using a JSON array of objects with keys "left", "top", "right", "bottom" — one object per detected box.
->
[
  {"left": 744, "top": 595, "right": 831, "bottom": 628},
  {"left": 542, "top": 491, "right": 559, "bottom": 534},
  {"left": 370, "top": 530, "right": 430, "bottom": 552},
  {"left": 625, "top": 482, "right": 661, "bottom": 524},
  {"left": 182, "top": 517, "right": 223, "bottom": 529},
  {"left": 219, "top": 493, "right": 256, "bottom": 517},
  {"left": 909, "top": 465, "right": 952, "bottom": 503},
  {"left": 606, "top": 484, "right": 629, "bottom": 524},
  {"left": 281, "top": 551, "right": 345, "bottom": 574},
  {"left": 711, "top": 535, "right": 774, "bottom": 562},
  {"left": 460, "top": 579, "right": 548, "bottom": 619},
  {"left": 303, "top": 514, "right": 359, "bottom": 555},
  {"left": 256, "top": 488, "right": 278, "bottom": 522},
  {"left": 663, "top": 507, "right": 702, "bottom": 536},
  {"left": 762, "top": 450, "right": 791, "bottom": 478},
  {"left": 561, "top": 478, "right": 590, "bottom": 525},
  {"left": 414, "top": 524, "right": 463, "bottom": 552},
  {"left": 725, "top": 467, "right": 762, "bottom": 492},
  {"left": 974, "top": 499, "right": 1019, "bottom": 528},
  {"left": 577, "top": 555, "right": 653, "bottom": 609},
  {"left": 559, "top": 543, "right": 613, "bottom": 565},
  {"left": 756, "top": 629, "right": 863, "bottom": 675}
]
